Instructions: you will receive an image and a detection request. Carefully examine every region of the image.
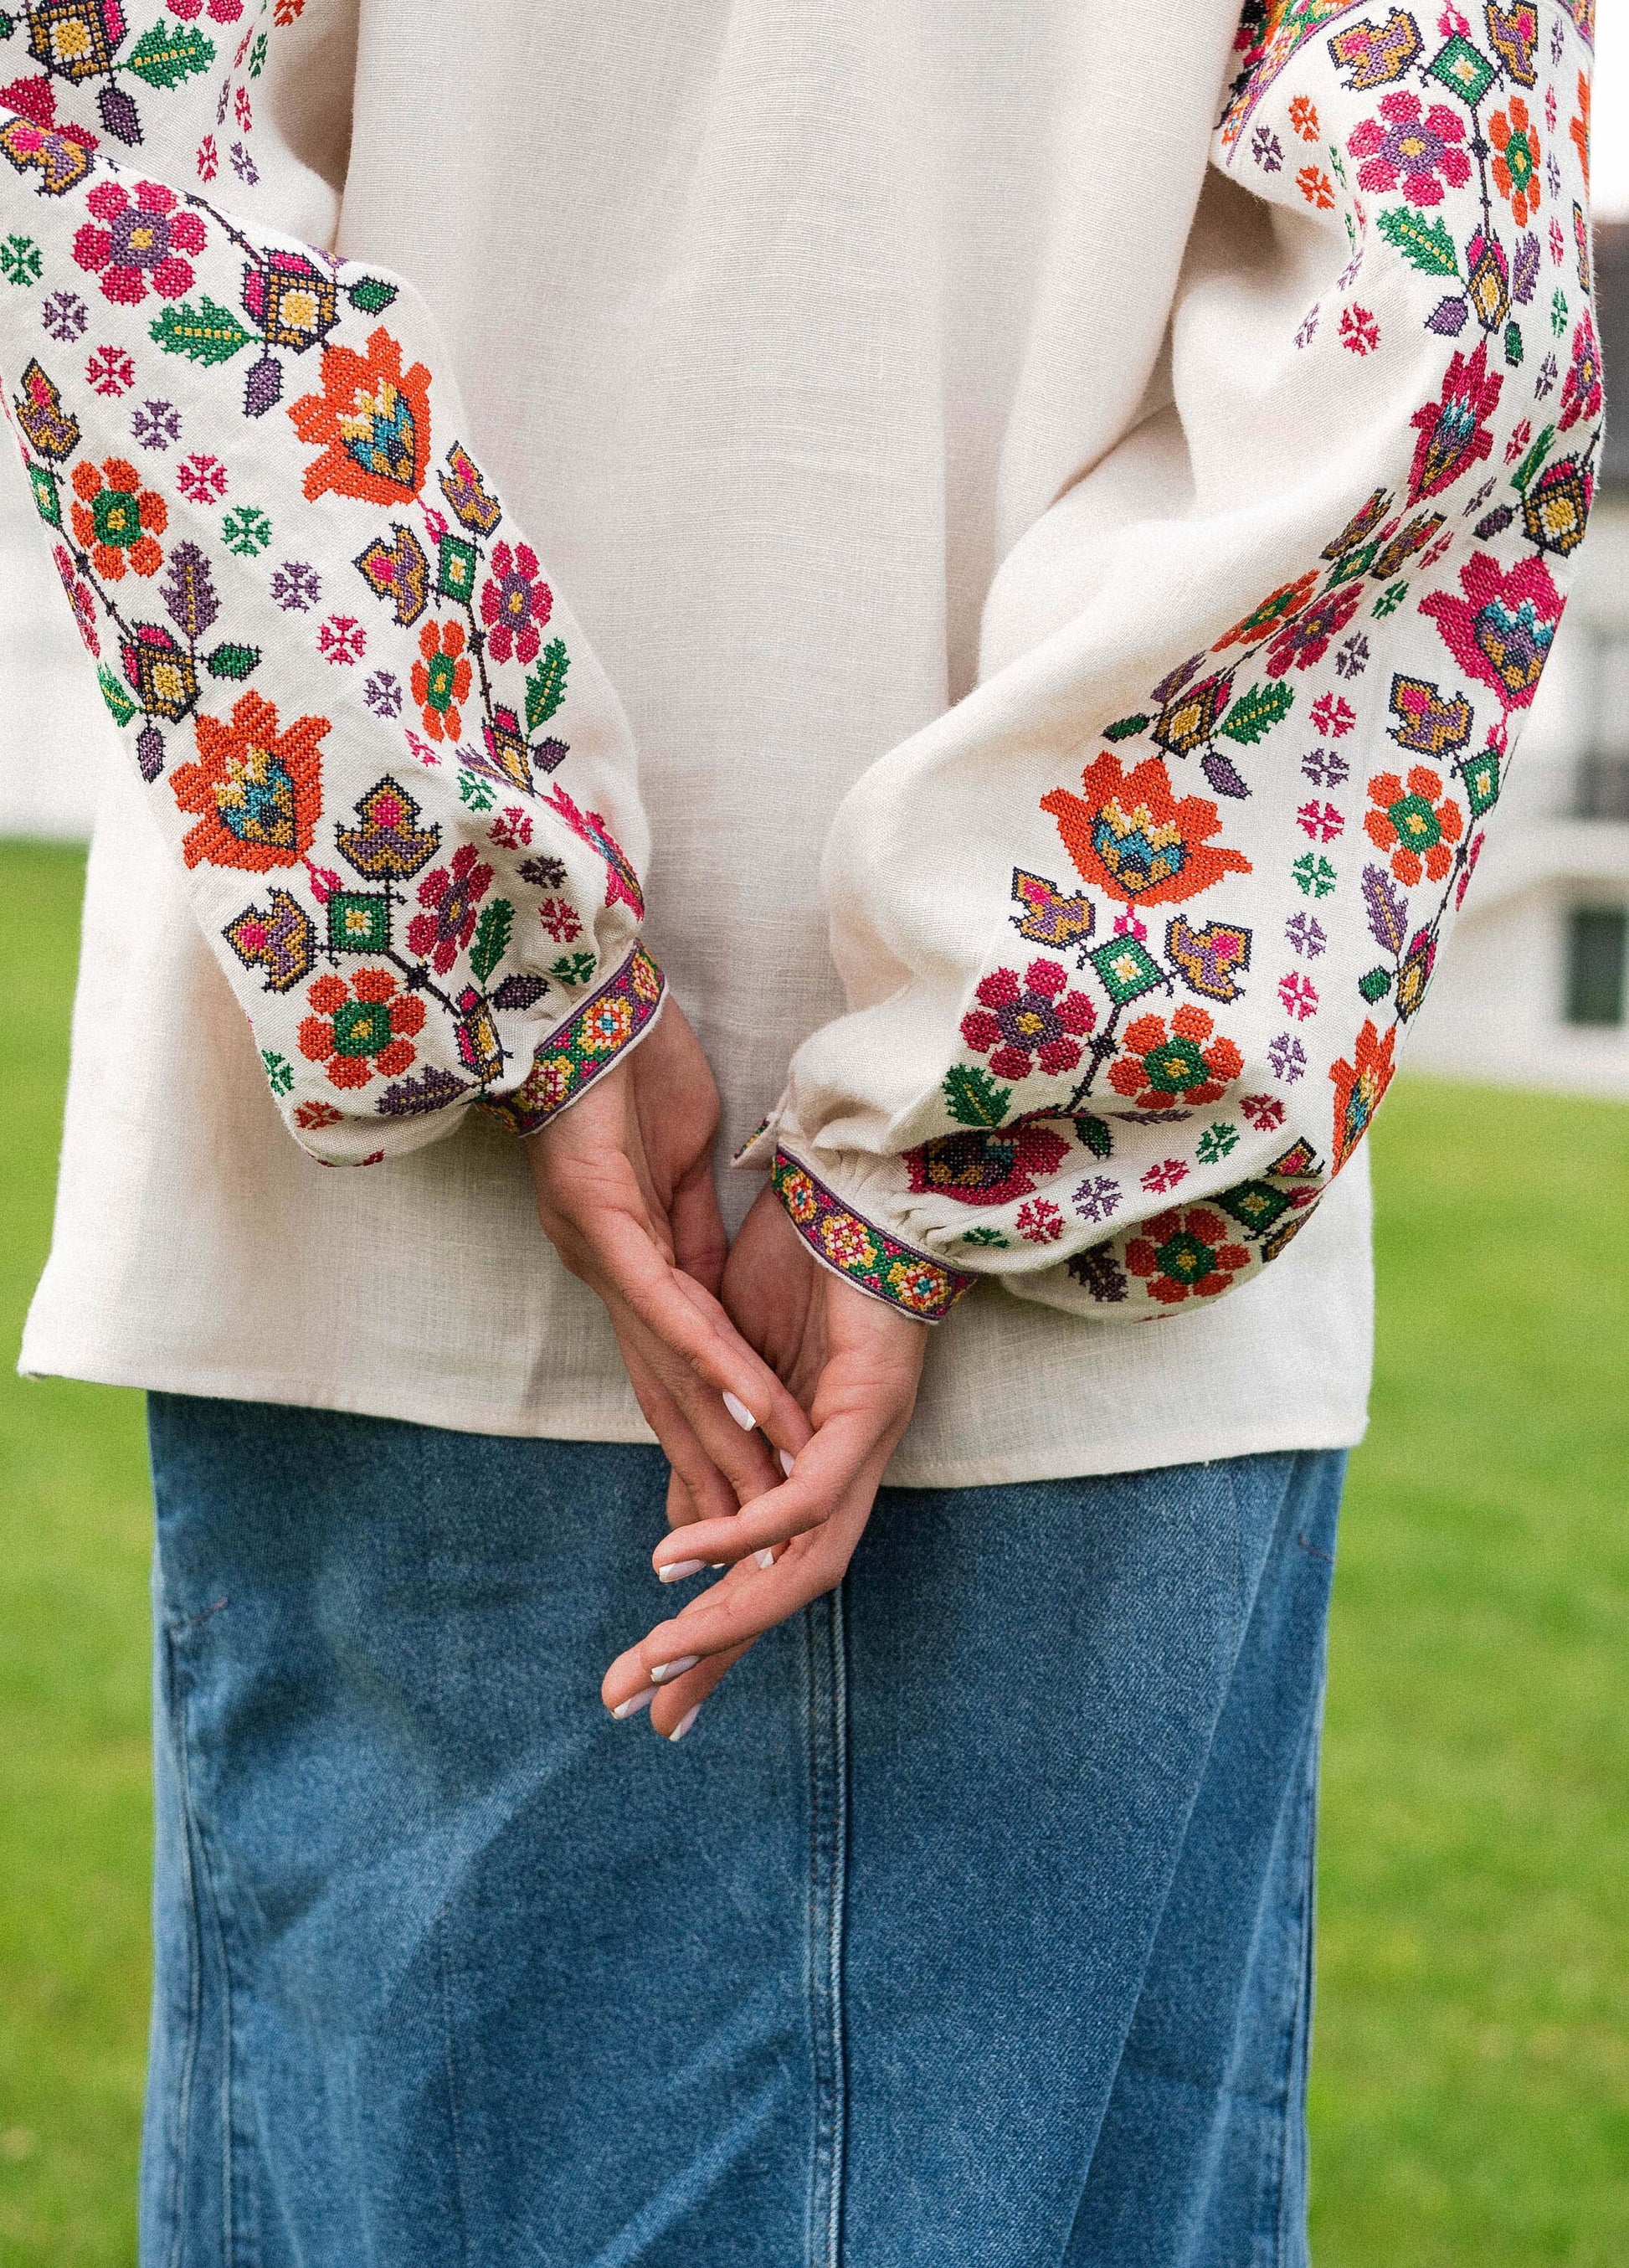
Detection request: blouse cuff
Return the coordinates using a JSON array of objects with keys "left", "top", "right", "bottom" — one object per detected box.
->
[
  {"left": 479, "top": 944, "right": 665, "bottom": 1136},
  {"left": 770, "top": 1144, "right": 976, "bottom": 1324}
]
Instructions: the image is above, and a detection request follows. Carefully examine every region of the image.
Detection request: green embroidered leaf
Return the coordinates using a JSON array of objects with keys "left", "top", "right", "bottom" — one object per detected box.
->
[
  {"left": 1510, "top": 424, "right": 1555, "bottom": 495},
  {"left": 125, "top": 23, "right": 215, "bottom": 87},
  {"left": 1376, "top": 205, "right": 1458, "bottom": 278},
  {"left": 1102, "top": 712, "right": 1149, "bottom": 743},
  {"left": 260, "top": 1048, "right": 294, "bottom": 1098},
  {"left": 470, "top": 897, "right": 515, "bottom": 984},
  {"left": 347, "top": 275, "right": 398, "bottom": 314},
  {"left": 204, "top": 641, "right": 260, "bottom": 680},
  {"left": 457, "top": 769, "right": 496, "bottom": 811},
  {"left": 942, "top": 1063, "right": 1011, "bottom": 1128},
  {"left": 1071, "top": 1113, "right": 1113, "bottom": 1160},
  {"left": 97, "top": 664, "right": 136, "bottom": 727},
  {"left": 525, "top": 639, "right": 570, "bottom": 730},
  {"left": 150, "top": 296, "right": 252, "bottom": 365},
  {"left": 958, "top": 1226, "right": 1009, "bottom": 1247},
  {"left": 248, "top": 28, "right": 267, "bottom": 75},
  {"left": 549, "top": 951, "right": 596, "bottom": 987},
  {"left": 1217, "top": 681, "right": 1293, "bottom": 746},
  {"left": 0, "top": 14, "right": 16, "bottom": 38},
  {"left": 1503, "top": 321, "right": 1524, "bottom": 368},
  {"left": 1359, "top": 966, "right": 1394, "bottom": 1003}
]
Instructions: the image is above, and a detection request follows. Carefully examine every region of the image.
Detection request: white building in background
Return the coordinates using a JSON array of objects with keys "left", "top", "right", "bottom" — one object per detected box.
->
[{"left": 0, "top": 230, "right": 1624, "bottom": 1094}]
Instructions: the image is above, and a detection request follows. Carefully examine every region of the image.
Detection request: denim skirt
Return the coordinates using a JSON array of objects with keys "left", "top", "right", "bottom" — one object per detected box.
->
[{"left": 143, "top": 1393, "right": 1344, "bottom": 2267}]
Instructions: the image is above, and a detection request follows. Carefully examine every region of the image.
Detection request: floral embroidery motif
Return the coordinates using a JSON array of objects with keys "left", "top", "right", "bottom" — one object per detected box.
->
[
  {"left": 168, "top": 688, "right": 326, "bottom": 870},
  {"left": 959, "top": 959, "right": 1096, "bottom": 1083},
  {"left": 771, "top": 1149, "right": 975, "bottom": 1322},
  {"left": 480, "top": 946, "right": 665, "bottom": 1136},
  {"left": 1041, "top": 753, "right": 1251, "bottom": 907},
  {"left": 1107, "top": 1005, "right": 1245, "bottom": 1111},
  {"left": 1363, "top": 763, "right": 1465, "bottom": 884},
  {"left": 1125, "top": 1206, "right": 1251, "bottom": 1305},
  {"left": 289, "top": 327, "right": 431, "bottom": 506},
  {"left": 297, "top": 966, "right": 424, "bottom": 1090},
  {"left": 69, "top": 448, "right": 163, "bottom": 573},
  {"left": 72, "top": 176, "right": 205, "bottom": 302}
]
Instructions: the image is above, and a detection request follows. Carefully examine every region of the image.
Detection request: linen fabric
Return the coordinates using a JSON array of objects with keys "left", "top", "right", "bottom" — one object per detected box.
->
[
  {"left": 145, "top": 1392, "right": 1346, "bottom": 2267},
  {"left": 18, "top": 0, "right": 1582, "bottom": 1468}
]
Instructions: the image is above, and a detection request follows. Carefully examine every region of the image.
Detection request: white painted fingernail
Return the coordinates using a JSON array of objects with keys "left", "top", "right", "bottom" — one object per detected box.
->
[
  {"left": 658, "top": 1558, "right": 705, "bottom": 1583},
  {"left": 722, "top": 1391, "right": 757, "bottom": 1431},
  {"left": 650, "top": 1655, "right": 699, "bottom": 1684},
  {"left": 668, "top": 1704, "right": 701, "bottom": 1742},
  {"left": 611, "top": 1689, "right": 653, "bottom": 1720},
  {"left": 779, "top": 1450, "right": 795, "bottom": 1477},
  {"left": 755, "top": 1548, "right": 776, "bottom": 1570}
]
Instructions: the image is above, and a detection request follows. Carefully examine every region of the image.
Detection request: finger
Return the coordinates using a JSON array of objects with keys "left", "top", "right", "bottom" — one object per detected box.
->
[
  {"left": 668, "top": 1152, "right": 730, "bottom": 1300},
  {"left": 649, "top": 1407, "right": 885, "bottom": 1572},
  {"left": 647, "top": 1635, "right": 754, "bottom": 1740},
  {"left": 628, "top": 1520, "right": 861, "bottom": 1675},
  {"left": 618, "top": 1306, "right": 790, "bottom": 1507},
  {"left": 615, "top": 1338, "right": 741, "bottom": 1529}
]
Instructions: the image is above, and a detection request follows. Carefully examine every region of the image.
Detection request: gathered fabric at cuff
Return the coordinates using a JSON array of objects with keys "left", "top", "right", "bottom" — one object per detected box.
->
[
  {"left": 771, "top": 1146, "right": 976, "bottom": 1324},
  {"left": 480, "top": 945, "right": 665, "bottom": 1136}
]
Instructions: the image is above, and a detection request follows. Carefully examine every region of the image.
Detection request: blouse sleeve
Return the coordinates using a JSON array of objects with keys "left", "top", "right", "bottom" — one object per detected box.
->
[
  {"left": 0, "top": 3, "right": 660, "bottom": 1167},
  {"left": 739, "top": 0, "right": 1601, "bottom": 1321}
]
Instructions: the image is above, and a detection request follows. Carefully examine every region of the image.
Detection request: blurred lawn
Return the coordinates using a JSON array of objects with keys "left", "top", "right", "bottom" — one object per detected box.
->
[{"left": 1, "top": 837, "right": 1626, "bottom": 2266}]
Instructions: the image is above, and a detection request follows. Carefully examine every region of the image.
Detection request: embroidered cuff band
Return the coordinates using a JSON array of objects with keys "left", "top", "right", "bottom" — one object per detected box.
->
[
  {"left": 770, "top": 1146, "right": 976, "bottom": 1324},
  {"left": 480, "top": 944, "right": 665, "bottom": 1135}
]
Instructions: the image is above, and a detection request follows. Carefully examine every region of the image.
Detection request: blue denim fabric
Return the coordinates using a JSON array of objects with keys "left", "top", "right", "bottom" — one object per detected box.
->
[{"left": 144, "top": 1395, "right": 1344, "bottom": 2268}]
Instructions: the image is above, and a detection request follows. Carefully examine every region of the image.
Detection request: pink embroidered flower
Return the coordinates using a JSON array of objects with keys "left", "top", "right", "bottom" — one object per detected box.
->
[
  {"left": 959, "top": 959, "right": 1096, "bottom": 1083},
  {"left": 407, "top": 842, "right": 494, "bottom": 973},
  {"left": 1347, "top": 90, "right": 1472, "bottom": 207},
  {"left": 73, "top": 178, "right": 206, "bottom": 305},
  {"left": 1420, "top": 551, "right": 1562, "bottom": 712},
  {"left": 478, "top": 540, "right": 552, "bottom": 666},
  {"left": 1015, "top": 1199, "right": 1064, "bottom": 1244},
  {"left": 1558, "top": 311, "right": 1603, "bottom": 433},
  {"left": 1310, "top": 692, "right": 1356, "bottom": 738},
  {"left": 1339, "top": 305, "right": 1380, "bottom": 356},
  {"left": 176, "top": 451, "right": 227, "bottom": 502},
  {"left": 52, "top": 542, "right": 100, "bottom": 656},
  {"left": 1263, "top": 584, "right": 1362, "bottom": 677},
  {"left": 1408, "top": 338, "right": 1503, "bottom": 501}
]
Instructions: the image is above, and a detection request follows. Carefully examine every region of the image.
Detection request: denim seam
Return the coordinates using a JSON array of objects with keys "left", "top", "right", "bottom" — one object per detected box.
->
[
  {"left": 157, "top": 1623, "right": 206, "bottom": 2268},
  {"left": 436, "top": 1925, "right": 476, "bottom": 2268},
  {"left": 804, "top": 1592, "right": 850, "bottom": 2268},
  {"left": 171, "top": 1642, "right": 260, "bottom": 2268},
  {"left": 1270, "top": 1710, "right": 1323, "bottom": 2268}
]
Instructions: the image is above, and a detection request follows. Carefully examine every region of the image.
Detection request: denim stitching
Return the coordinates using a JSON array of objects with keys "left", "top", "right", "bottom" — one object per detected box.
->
[
  {"left": 436, "top": 1926, "right": 476, "bottom": 2268},
  {"left": 804, "top": 1592, "right": 850, "bottom": 2268},
  {"left": 156, "top": 1620, "right": 205, "bottom": 2268}
]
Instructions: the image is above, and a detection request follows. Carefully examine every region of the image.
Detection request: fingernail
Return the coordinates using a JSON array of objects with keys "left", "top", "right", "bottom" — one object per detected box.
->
[
  {"left": 722, "top": 1391, "right": 757, "bottom": 1431},
  {"left": 650, "top": 1655, "right": 699, "bottom": 1684},
  {"left": 755, "top": 1548, "right": 776, "bottom": 1570},
  {"left": 610, "top": 1689, "right": 653, "bottom": 1720},
  {"left": 668, "top": 1704, "right": 701, "bottom": 1742},
  {"left": 658, "top": 1558, "right": 705, "bottom": 1583},
  {"left": 779, "top": 1449, "right": 796, "bottom": 1477}
]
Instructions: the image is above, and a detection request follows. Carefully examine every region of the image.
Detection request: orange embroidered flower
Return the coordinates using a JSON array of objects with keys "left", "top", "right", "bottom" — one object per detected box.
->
[
  {"left": 411, "top": 618, "right": 472, "bottom": 743},
  {"left": 1125, "top": 1206, "right": 1250, "bottom": 1305},
  {"left": 1041, "top": 752, "right": 1252, "bottom": 908},
  {"left": 1287, "top": 95, "right": 1320, "bottom": 141},
  {"left": 1296, "top": 163, "right": 1335, "bottom": 209},
  {"left": 1212, "top": 572, "right": 1319, "bottom": 651},
  {"left": 288, "top": 326, "right": 432, "bottom": 507},
  {"left": 1489, "top": 96, "right": 1542, "bottom": 227},
  {"left": 298, "top": 966, "right": 425, "bottom": 1090},
  {"left": 69, "top": 455, "right": 166, "bottom": 579},
  {"left": 1107, "top": 1004, "right": 1244, "bottom": 1110},
  {"left": 1363, "top": 764, "right": 1464, "bottom": 886},
  {"left": 169, "top": 690, "right": 328, "bottom": 871},
  {"left": 1329, "top": 1016, "right": 1396, "bottom": 1171}
]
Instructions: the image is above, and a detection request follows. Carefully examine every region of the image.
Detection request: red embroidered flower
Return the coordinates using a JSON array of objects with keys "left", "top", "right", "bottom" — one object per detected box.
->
[
  {"left": 478, "top": 540, "right": 552, "bottom": 666},
  {"left": 51, "top": 541, "right": 100, "bottom": 654},
  {"left": 1329, "top": 1016, "right": 1396, "bottom": 1171},
  {"left": 69, "top": 455, "right": 166, "bottom": 579},
  {"left": 1489, "top": 95, "right": 1542, "bottom": 227},
  {"left": 410, "top": 618, "right": 472, "bottom": 743},
  {"left": 298, "top": 967, "right": 425, "bottom": 1090},
  {"left": 1041, "top": 753, "right": 1251, "bottom": 908},
  {"left": 289, "top": 327, "right": 432, "bottom": 506},
  {"left": 407, "top": 841, "right": 493, "bottom": 973},
  {"left": 72, "top": 177, "right": 206, "bottom": 305},
  {"left": 169, "top": 691, "right": 328, "bottom": 872},
  {"left": 1408, "top": 338, "right": 1503, "bottom": 501},
  {"left": 959, "top": 959, "right": 1095, "bottom": 1083},
  {"left": 1558, "top": 311, "right": 1603, "bottom": 433},
  {"left": 1347, "top": 90, "right": 1471, "bottom": 207},
  {"left": 1363, "top": 764, "right": 1464, "bottom": 886},
  {"left": 1125, "top": 1206, "right": 1250, "bottom": 1305},
  {"left": 1107, "top": 1003, "right": 1244, "bottom": 1110},
  {"left": 904, "top": 1123, "right": 1071, "bottom": 1207},
  {"left": 1263, "top": 583, "right": 1362, "bottom": 676},
  {"left": 1419, "top": 550, "right": 1561, "bottom": 712}
]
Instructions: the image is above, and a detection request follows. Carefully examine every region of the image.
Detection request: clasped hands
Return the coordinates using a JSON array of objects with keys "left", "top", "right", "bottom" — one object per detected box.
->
[{"left": 527, "top": 1000, "right": 927, "bottom": 1739}]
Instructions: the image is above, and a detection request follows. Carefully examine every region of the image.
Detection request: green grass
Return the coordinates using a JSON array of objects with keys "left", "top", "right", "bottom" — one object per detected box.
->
[{"left": 0, "top": 839, "right": 1626, "bottom": 2264}]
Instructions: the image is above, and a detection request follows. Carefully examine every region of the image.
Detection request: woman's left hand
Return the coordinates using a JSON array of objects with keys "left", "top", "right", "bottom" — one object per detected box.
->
[{"left": 600, "top": 1181, "right": 928, "bottom": 1737}]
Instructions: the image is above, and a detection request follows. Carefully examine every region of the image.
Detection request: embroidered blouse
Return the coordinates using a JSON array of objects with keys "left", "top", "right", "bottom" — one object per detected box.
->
[{"left": 2, "top": 0, "right": 1602, "bottom": 1478}]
